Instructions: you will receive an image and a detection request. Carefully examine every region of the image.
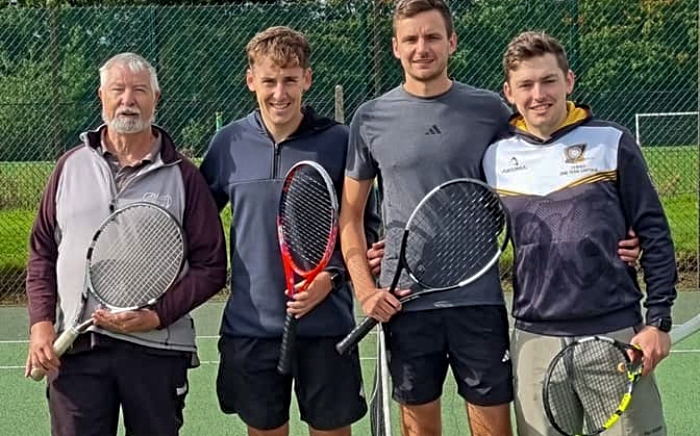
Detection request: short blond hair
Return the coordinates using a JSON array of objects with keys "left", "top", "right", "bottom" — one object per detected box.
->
[{"left": 246, "top": 26, "right": 311, "bottom": 69}]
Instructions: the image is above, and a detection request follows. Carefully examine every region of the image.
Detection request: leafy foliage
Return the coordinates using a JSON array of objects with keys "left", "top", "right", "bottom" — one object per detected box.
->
[{"left": 0, "top": 0, "right": 696, "bottom": 160}]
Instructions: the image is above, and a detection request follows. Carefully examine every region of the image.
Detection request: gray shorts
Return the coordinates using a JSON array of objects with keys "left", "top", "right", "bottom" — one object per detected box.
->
[{"left": 512, "top": 327, "right": 666, "bottom": 436}]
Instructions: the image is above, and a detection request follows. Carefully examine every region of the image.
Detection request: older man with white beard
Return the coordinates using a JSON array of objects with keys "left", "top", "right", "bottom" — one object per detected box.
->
[{"left": 25, "top": 52, "right": 227, "bottom": 436}]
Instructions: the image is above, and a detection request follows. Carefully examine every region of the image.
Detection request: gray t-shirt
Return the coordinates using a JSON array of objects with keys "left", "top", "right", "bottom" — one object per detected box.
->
[{"left": 346, "top": 82, "right": 511, "bottom": 311}]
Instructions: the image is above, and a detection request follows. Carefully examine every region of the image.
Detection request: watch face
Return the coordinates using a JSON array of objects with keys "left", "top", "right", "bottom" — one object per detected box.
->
[
  {"left": 654, "top": 318, "right": 672, "bottom": 332},
  {"left": 660, "top": 318, "right": 673, "bottom": 332}
]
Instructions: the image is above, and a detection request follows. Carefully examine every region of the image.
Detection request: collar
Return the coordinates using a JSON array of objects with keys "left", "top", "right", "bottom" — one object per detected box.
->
[
  {"left": 98, "top": 129, "right": 162, "bottom": 164},
  {"left": 509, "top": 101, "right": 593, "bottom": 143},
  {"left": 251, "top": 105, "right": 338, "bottom": 141},
  {"left": 81, "top": 124, "right": 180, "bottom": 165}
]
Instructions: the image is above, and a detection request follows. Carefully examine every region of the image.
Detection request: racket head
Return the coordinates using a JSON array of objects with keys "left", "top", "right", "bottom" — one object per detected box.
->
[
  {"left": 87, "top": 202, "right": 186, "bottom": 310},
  {"left": 399, "top": 178, "right": 509, "bottom": 293},
  {"left": 277, "top": 160, "right": 339, "bottom": 294},
  {"left": 542, "top": 335, "right": 643, "bottom": 436}
]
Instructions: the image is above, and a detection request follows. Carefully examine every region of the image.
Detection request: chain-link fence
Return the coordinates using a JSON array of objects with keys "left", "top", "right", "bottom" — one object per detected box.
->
[{"left": 0, "top": 0, "right": 698, "bottom": 302}]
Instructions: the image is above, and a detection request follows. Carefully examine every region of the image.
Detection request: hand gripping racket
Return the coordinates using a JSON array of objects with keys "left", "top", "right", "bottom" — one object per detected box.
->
[
  {"left": 29, "top": 202, "right": 186, "bottom": 381},
  {"left": 276, "top": 160, "right": 339, "bottom": 375},
  {"left": 336, "top": 178, "right": 510, "bottom": 355}
]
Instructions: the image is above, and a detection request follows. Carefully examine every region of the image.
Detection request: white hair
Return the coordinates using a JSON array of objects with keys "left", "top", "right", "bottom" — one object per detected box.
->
[{"left": 99, "top": 52, "right": 160, "bottom": 94}]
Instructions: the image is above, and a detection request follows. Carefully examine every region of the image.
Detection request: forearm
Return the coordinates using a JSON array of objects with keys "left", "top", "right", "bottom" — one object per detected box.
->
[
  {"left": 154, "top": 262, "right": 227, "bottom": 327},
  {"left": 340, "top": 217, "right": 377, "bottom": 303},
  {"left": 26, "top": 249, "right": 58, "bottom": 326},
  {"left": 154, "top": 160, "right": 228, "bottom": 327},
  {"left": 617, "top": 135, "right": 677, "bottom": 320},
  {"left": 26, "top": 179, "right": 60, "bottom": 327}
]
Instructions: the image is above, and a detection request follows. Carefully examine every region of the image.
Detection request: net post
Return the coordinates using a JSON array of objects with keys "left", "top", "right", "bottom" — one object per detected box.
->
[{"left": 378, "top": 324, "right": 392, "bottom": 434}]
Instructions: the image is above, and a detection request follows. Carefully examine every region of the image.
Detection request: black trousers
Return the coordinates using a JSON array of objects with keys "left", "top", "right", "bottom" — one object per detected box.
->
[{"left": 47, "top": 334, "right": 189, "bottom": 436}]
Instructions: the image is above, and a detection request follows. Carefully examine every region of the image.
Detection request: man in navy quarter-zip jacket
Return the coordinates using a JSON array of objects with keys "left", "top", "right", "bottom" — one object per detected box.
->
[
  {"left": 200, "top": 26, "right": 380, "bottom": 436},
  {"left": 483, "top": 31, "right": 676, "bottom": 436}
]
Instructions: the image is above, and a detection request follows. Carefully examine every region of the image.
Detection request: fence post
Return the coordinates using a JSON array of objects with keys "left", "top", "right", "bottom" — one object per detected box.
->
[
  {"left": 49, "top": 1, "right": 62, "bottom": 159},
  {"left": 334, "top": 85, "right": 345, "bottom": 124},
  {"left": 371, "top": 0, "right": 382, "bottom": 98},
  {"left": 569, "top": 0, "right": 580, "bottom": 74}
]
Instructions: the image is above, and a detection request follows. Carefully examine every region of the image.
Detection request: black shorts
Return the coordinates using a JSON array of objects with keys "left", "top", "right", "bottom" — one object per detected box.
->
[
  {"left": 47, "top": 335, "right": 189, "bottom": 436},
  {"left": 385, "top": 305, "right": 513, "bottom": 406},
  {"left": 216, "top": 335, "right": 367, "bottom": 431}
]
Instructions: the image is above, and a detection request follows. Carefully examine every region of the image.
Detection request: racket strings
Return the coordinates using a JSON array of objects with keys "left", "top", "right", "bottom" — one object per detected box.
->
[
  {"left": 89, "top": 205, "right": 184, "bottom": 308},
  {"left": 404, "top": 182, "right": 506, "bottom": 289},
  {"left": 281, "top": 170, "right": 336, "bottom": 272},
  {"left": 546, "top": 340, "right": 631, "bottom": 434}
]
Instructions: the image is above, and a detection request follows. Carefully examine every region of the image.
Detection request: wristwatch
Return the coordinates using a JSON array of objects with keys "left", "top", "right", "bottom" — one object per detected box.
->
[
  {"left": 648, "top": 316, "right": 672, "bottom": 332},
  {"left": 329, "top": 271, "right": 344, "bottom": 291}
]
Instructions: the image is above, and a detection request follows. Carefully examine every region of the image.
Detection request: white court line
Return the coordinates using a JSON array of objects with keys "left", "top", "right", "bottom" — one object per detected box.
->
[
  {"left": 0, "top": 336, "right": 222, "bottom": 344},
  {"left": 2, "top": 350, "right": 699, "bottom": 372},
  {"left": 4, "top": 349, "right": 700, "bottom": 372},
  {"left": 2, "top": 328, "right": 699, "bottom": 372},
  {"left": 0, "top": 357, "right": 382, "bottom": 371}
]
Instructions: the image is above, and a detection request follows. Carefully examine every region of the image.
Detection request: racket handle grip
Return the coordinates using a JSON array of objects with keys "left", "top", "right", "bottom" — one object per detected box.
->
[
  {"left": 336, "top": 316, "right": 379, "bottom": 356},
  {"left": 28, "top": 329, "right": 80, "bottom": 382},
  {"left": 277, "top": 313, "right": 298, "bottom": 375}
]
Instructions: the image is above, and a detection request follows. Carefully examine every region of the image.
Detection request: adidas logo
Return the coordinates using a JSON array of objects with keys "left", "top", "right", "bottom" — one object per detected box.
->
[{"left": 425, "top": 124, "right": 442, "bottom": 135}]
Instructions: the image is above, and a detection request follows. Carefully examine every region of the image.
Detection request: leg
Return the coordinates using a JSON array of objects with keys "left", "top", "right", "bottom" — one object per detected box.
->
[
  {"left": 445, "top": 305, "right": 513, "bottom": 436},
  {"left": 249, "top": 423, "right": 290, "bottom": 436},
  {"left": 385, "top": 310, "right": 449, "bottom": 436},
  {"left": 115, "top": 342, "right": 189, "bottom": 436},
  {"left": 511, "top": 329, "right": 572, "bottom": 436},
  {"left": 48, "top": 349, "right": 120, "bottom": 436},
  {"left": 308, "top": 426, "right": 351, "bottom": 436},
  {"left": 216, "top": 336, "right": 293, "bottom": 435},
  {"left": 595, "top": 327, "right": 667, "bottom": 436},
  {"left": 467, "top": 403, "right": 512, "bottom": 436},
  {"left": 295, "top": 337, "right": 367, "bottom": 434},
  {"left": 399, "top": 399, "right": 441, "bottom": 436}
]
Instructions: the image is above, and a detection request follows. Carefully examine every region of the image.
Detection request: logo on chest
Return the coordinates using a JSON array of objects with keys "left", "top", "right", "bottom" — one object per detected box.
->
[
  {"left": 143, "top": 192, "right": 173, "bottom": 209},
  {"left": 564, "top": 143, "right": 587, "bottom": 163},
  {"left": 501, "top": 156, "right": 528, "bottom": 174},
  {"left": 560, "top": 143, "right": 599, "bottom": 176}
]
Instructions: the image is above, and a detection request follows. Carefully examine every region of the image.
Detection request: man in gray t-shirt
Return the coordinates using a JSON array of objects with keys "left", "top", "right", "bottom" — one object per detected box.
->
[{"left": 339, "top": 1, "right": 514, "bottom": 435}]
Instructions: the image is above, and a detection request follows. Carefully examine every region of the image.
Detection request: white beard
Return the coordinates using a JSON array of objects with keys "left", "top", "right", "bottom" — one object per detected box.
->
[{"left": 102, "top": 109, "right": 154, "bottom": 134}]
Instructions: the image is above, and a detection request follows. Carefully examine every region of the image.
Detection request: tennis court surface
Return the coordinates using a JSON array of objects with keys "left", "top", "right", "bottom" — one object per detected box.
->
[{"left": 1, "top": 291, "right": 698, "bottom": 435}]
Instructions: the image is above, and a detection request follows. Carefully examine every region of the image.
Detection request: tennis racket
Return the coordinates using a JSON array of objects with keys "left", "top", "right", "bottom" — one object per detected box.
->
[
  {"left": 543, "top": 335, "right": 645, "bottom": 436},
  {"left": 543, "top": 311, "right": 700, "bottom": 435},
  {"left": 29, "top": 202, "right": 186, "bottom": 381},
  {"left": 276, "top": 160, "right": 339, "bottom": 375},
  {"left": 336, "top": 177, "right": 510, "bottom": 355}
]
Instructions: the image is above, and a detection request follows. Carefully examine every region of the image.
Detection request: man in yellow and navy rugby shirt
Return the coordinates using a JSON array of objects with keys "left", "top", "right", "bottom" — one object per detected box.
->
[{"left": 483, "top": 31, "right": 677, "bottom": 436}]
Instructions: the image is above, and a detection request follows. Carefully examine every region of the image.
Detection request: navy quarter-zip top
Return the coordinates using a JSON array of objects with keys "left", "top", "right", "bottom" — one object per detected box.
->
[{"left": 200, "top": 107, "right": 380, "bottom": 338}]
